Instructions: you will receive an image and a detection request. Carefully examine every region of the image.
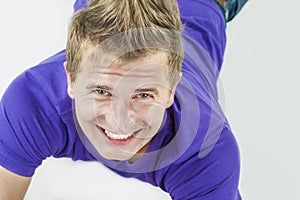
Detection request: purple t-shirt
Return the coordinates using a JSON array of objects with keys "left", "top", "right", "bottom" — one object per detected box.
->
[{"left": 0, "top": 0, "right": 241, "bottom": 199}]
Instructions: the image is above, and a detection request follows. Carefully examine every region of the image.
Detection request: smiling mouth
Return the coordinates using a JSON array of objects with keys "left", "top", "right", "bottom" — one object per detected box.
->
[
  {"left": 104, "top": 129, "right": 135, "bottom": 140},
  {"left": 97, "top": 126, "right": 140, "bottom": 142}
]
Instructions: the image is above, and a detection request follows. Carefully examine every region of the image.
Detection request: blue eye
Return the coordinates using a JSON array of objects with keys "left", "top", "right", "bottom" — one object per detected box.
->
[
  {"left": 95, "top": 89, "right": 110, "bottom": 96},
  {"left": 137, "top": 93, "right": 153, "bottom": 99}
]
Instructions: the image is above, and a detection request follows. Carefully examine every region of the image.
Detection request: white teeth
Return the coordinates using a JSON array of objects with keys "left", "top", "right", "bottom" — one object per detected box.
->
[{"left": 104, "top": 129, "right": 134, "bottom": 140}]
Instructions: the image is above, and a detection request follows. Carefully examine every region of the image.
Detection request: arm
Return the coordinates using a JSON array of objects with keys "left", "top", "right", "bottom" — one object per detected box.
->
[{"left": 0, "top": 166, "right": 31, "bottom": 200}]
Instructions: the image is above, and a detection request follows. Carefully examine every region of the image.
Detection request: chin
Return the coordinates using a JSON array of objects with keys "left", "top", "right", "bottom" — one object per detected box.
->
[{"left": 99, "top": 149, "right": 137, "bottom": 161}]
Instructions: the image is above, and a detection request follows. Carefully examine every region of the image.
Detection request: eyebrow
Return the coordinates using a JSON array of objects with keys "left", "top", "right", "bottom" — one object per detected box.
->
[
  {"left": 86, "top": 85, "right": 113, "bottom": 91},
  {"left": 135, "top": 88, "right": 160, "bottom": 96}
]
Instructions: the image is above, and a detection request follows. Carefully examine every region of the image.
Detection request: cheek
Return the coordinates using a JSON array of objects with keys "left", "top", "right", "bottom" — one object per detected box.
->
[
  {"left": 134, "top": 103, "right": 166, "bottom": 127},
  {"left": 75, "top": 100, "right": 95, "bottom": 122},
  {"left": 77, "top": 99, "right": 117, "bottom": 125},
  {"left": 75, "top": 97, "right": 108, "bottom": 121},
  {"left": 149, "top": 105, "right": 166, "bottom": 126}
]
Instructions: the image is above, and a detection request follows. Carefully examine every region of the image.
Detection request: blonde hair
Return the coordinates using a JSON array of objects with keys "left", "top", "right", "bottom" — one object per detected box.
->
[{"left": 66, "top": 0, "right": 183, "bottom": 86}]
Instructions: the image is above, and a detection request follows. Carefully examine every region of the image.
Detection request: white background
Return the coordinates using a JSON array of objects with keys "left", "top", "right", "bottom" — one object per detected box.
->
[{"left": 0, "top": 0, "right": 299, "bottom": 199}]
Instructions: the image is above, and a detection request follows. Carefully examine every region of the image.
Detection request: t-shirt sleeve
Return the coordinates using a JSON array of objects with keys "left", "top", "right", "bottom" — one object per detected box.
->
[
  {"left": 0, "top": 71, "right": 67, "bottom": 177},
  {"left": 163, "top": 125, "right": 241, "bottom": 200}
]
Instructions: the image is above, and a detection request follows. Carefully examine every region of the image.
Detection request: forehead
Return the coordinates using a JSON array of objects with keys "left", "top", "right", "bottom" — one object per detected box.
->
[
  {"left": 76, "top": 50, "right": 171, "bottom": 88},
  {"left": 79, "top": 49, "right": 169, "bottom": 75}
]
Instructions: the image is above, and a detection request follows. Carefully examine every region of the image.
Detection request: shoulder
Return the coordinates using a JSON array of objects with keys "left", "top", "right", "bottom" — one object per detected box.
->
[
  {"left": 1, "top": 50, "right": 69, "bottom": 120},
  {"left": 158, "top": 124, "right": 241, "bottom": 199},
  {"left": 152, "top": 92, "right": 241, "bottom": 198},
  {"left": 0, "top": 50, "right": 73, "bottom": 176}
]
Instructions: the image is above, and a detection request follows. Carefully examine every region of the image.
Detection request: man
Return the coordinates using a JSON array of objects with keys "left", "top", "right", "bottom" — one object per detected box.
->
[{"left": 0, "top": 0, "right": 247, "bottom": 199}]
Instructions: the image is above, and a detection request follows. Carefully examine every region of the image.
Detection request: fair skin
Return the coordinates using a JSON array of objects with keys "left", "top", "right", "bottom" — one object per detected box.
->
[
  {"left": 0, "top": 166, "right": 31, "bottom": 200},
  {"left": 65, "top": 51, "right": 181, "bottom": 162}
]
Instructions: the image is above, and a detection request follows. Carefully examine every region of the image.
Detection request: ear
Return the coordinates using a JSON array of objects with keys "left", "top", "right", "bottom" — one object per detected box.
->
[
  {"left": 166, "top": 72, "right": 182, "bottom": 108},
  {"left": 64, "top": 61, "right": 74, "bottom": 99}
]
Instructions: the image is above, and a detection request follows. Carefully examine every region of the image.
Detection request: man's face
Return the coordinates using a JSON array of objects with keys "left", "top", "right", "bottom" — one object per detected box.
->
[{"left": 65, "top": 51, "right": 180, "bottom": 162}]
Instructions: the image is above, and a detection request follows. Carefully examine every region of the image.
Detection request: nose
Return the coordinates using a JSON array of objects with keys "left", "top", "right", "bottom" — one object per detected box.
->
[{"left": 106, "top": 99, "right": 137, "bottom": 134}]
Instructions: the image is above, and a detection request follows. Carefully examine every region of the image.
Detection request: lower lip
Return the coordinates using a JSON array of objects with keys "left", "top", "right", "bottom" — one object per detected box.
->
[{"left": 97, "top": 126, "right": 139, "bottom": 145}]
